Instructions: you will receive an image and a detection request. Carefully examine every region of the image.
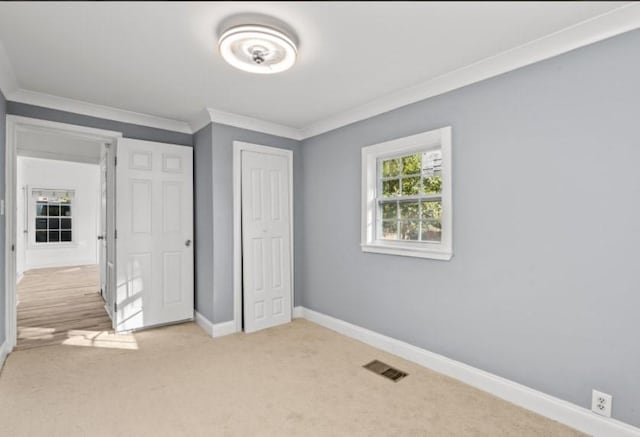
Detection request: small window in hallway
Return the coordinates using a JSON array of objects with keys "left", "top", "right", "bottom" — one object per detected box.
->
[{"left": 33, "top": 189, "right": 74, "bottom": 244}]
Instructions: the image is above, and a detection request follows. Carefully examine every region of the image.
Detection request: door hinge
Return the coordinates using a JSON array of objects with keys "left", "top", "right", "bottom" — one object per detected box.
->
[
  {"left": 114, "top": 229, "right": 118, "bottom": 239},
  {"left": 114, "top": 302, "right": 117, "bottom": 312},
  {"left": 11, "top": 244, "right": 15, "bottom": 252},
  {"left": 114, "top": 156, "right": 118, "bottom": 166}
]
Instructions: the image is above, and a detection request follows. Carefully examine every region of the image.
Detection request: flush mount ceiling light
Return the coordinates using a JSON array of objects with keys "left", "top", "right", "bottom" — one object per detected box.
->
[{"left": 219, "top": 25, "right": 297, "bottom": 74}]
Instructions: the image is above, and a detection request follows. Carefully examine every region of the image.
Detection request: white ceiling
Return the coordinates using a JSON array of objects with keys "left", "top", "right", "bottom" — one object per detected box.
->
[
  {"left": 0, "top": 2, "right": 636, "bottom": 135},
  {"left": 17, "top": 129, "right": 102, "bottom": 164}
]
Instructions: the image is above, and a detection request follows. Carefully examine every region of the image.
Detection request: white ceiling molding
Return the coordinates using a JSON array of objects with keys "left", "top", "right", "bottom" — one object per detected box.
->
[
  {"left": 0, "top": 40, "right": 18, "bottom": 97},
  {"left": 3, "top": 3, "right": 639, "bottom": 141},
  {"left": 203, "top": 108, "right": 304, "bottom": 141},
  {"left": 7, "top": 88, "right": 193, "bottom": 134},
  {"left": 6, "top": 88, "right": 304, "bottom": 139},
  {"left": 300, "top": 3, "right": 640, "bottom": 139},
  {"left": 189, "top": 108, "right": 215, "bottom": 134}
]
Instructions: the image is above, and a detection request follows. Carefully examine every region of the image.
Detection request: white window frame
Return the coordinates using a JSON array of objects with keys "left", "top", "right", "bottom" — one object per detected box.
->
[
  {"left": 29, "top": 187, "right": 76, "bottom": 248},
  {"left": 361, "top": 127, "right": 452, "bottom": 260}
]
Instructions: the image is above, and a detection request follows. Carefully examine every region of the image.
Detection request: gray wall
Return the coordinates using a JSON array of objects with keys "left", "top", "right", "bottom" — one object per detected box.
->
[
  {"left": 210, "top": 122, "right": 303, "bottom": 323},
  {"left": 7, "top": 102, "right": 192, "bottom": 146},
  {"left": 2, "top": 28, "right": 637, "bottom": 427},
  {"left": 301, "top": 29, "right": 640, "bottom": 426},
  {"left": 2, "top": 102, "right": 195, "bottom": 339},
  {"left": 0, "top": 90, "right": 6, "bottom": 346},
  {"left": 1, "top": 103, "right": 303, "bottom": 329},
  {"left": 193, "top": 124, "right": 214, "bottom": 321}
]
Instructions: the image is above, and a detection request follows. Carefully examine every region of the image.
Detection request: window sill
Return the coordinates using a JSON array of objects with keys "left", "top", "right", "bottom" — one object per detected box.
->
[
  {"left": 29, "top": 242, "right": 78, "bottom": 250},
  {"left": 361, "top": 243, "right": 452, "bottom": 260}
]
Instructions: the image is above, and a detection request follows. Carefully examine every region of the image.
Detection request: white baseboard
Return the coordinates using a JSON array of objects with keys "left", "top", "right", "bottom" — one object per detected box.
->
[
  {"left": 0, "top": 340, "right": 10, "bottom": 372},
  {"left": 212, "top": 320, "right": 237, "bottom": 338},
  {"left": 294, "top": 306, "right": 639, "bottom": 437},
  {"left": 195, "top": 311, "right": 214, "bottom": 336},
  {"left": 293, "top": 306, "right": 304, "bottom": 319},
  {"left": 195, "top": 312, "right": 237, "bottom": 338}
]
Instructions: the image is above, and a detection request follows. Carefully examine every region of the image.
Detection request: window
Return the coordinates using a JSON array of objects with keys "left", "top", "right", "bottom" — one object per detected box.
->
[
  {"left": 33, "top": 189, "right": 74, "bottom": 244},
  {"left": 361, "top": 127, "right": 452, "bottom": 260}
]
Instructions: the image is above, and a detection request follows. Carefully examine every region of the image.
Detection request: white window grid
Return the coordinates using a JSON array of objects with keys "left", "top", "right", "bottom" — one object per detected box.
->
[
  {"left": 376, "top": 149, "right": 443, "bottom": 243},
  {"left": 33, "top": 189, "right": 74, "bottom": 244}
]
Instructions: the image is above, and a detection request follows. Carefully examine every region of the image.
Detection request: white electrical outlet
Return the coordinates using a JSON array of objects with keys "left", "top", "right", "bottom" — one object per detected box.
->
[{"left": 592, "top": 389, "right": 612, "bottom": 418}]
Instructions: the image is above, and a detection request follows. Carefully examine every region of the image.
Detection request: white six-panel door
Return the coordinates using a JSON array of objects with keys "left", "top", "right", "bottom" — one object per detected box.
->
[
  {"left": 242, "top": 149, "right": 292, "bottom": 333},
  {"left": 115, "top": 138, "right": 194, "bottom": 331}
]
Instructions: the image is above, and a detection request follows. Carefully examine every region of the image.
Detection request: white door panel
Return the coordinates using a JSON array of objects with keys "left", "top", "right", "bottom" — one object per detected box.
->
[
  {"left": 116, "top": 138, "right": 193, "bottom": 331},
  {"left": 242, "top": 150, "right": 292, "bottom": 333},
  {"left": 100, "top": 143, "right": 116, "bottom": 322},
  {"left": 99, "top": 145, "right": 109, "bottom": 315},
  {"left": 106, "top": 142, "right": 116, "bottom": 326}
]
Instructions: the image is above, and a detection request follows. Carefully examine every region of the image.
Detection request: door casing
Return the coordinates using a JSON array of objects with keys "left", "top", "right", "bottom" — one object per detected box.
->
[
  {"left": 232, "top": 141, "right": 294, "bottom": 333},
  {"left": 4, "top": 115, "right": 122, "bottom": 350}
]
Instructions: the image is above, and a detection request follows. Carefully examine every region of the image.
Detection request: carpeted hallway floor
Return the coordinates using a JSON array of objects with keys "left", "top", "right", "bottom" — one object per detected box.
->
[{"left": 0, "top": 319, "right": 583, "bottom": 436}]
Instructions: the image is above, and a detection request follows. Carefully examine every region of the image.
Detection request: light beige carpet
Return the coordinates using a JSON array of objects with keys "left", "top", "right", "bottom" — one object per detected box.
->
[{"left": 0, "top": 319, "right": 583, "bottom": 436}]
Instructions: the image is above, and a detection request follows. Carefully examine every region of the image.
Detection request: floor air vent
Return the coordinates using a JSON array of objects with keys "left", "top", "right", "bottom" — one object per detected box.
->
[{"left": 363, "top": 360, "right": 408, "bottom": 382}]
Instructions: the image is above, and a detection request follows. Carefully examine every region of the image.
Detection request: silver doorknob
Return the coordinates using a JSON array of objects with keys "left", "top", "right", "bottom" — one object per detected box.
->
[{"left": 185, "top": 239, "right": 192, "bottom": 247}]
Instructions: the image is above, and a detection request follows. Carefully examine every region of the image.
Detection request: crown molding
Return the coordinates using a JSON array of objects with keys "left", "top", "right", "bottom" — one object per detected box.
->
[
  {"left": 300, "top": 3, "right": 640, "bottom": 139},
  {"left": 7, "top": 89, "right": 192, "bottom": 134},
  {"left": 201, "top": 108, "right": 304, "bottom": 141},
  {"left": 189, "top": 108, "right": 214, "bottom": 134},
  {"left": 0, "top": 40, "right": 19, "bottom": 98},
  {"left": 4, "top": 4, "right": 639, "bottom": 141}
]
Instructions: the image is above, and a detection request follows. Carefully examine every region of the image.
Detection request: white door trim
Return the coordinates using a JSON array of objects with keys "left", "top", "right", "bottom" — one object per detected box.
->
[
  {"left": 233, "top": 141, "right": 294, "bottom": 333},
  {"left": 4, "top": 115, "right": 122, "bottom": 351}
]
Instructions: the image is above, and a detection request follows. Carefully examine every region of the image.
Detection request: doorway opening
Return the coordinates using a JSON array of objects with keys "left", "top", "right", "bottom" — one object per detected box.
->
[{"left": 5, "top": 116, "right": 121, "bottom": 351}]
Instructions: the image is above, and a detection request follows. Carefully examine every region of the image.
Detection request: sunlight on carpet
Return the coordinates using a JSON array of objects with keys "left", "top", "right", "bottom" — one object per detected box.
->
[{"left": 63, "top": 330, "right": 139, "bottom": 350}]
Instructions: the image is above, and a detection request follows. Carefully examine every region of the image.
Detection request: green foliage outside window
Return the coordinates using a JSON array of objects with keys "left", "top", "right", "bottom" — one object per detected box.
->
[{"left": 379, "top": 149, "right": 443, "bottom": 242}]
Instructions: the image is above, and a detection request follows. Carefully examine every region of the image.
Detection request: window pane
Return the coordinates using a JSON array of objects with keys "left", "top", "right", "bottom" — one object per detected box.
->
[
  {"left": 382, "top": 179, "right": 399, "bottom": 197},
  {"left": 49, "top": 218, "right": 60, "bottom": 230},
  {"left": 61, "top": 231, "right": 72, "bottom": 242},
  {"left": 422, "top": 149, "right": 442, "bottom": 175},
  {"left": 61, "top": 205, "right": 71, "bottom": 217},
  {"left": 401, "top": 153, "right": 421, "bottom": 175},
  {"left": 421, "top": 201, "right": 442, "bottom": 220},
  {"left": 423, "top": 173, "right": 442, "bottom": 194},
  {"left": 401, "top": 177, "right": 420, "bottom": 196},
  {"left": 421, "top": 220, "right": 442, "bottom": 242},
  {"left": 400, "top": 221, "right": 420, "bottom": 240},
  {"left": 36, "top": 203, "right": 48, "bottom": 216},
  {"left": 381, "top": 202, "right": 397, "bottom": 220},
  {"left": 381, "top": 220, "right": 398, "bottom": 240},
  {"left": 36, "top": 218, "right": 47, "bottom": 230},
  {"left": 381, "top": 158, "right": 400, "bottom": 177},
  {"left": 35, "top": 231, "right": 47, "bottom": 243},
  {"left": 48, "top": 205, "right": 60, "bottom": 216},
  {"left": 48, "top": 231, "right": 60, "bottom": 242},
  {"left": 61, "top": 218, "right": 72, "bottom": 230},
  {"left": 399, "top": 201, "right": 419, "bottom": 219}
]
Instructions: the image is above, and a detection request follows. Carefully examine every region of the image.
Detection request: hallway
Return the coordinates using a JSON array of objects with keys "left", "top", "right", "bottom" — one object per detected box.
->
[{"left": 16, "top": 265, "right": 112, "bottom": 351}]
